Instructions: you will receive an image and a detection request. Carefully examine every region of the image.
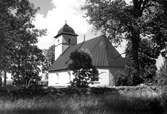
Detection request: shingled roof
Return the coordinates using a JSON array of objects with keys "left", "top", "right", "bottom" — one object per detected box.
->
[
  {"left": 49, "top": 35, "right": 125, "bottom": 72},
  {"left": 54, "top": 24, "right": 78, "bottom": 38}
]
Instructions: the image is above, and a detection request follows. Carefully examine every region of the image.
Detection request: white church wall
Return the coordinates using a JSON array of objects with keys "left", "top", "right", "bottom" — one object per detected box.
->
[
  {"left": 57, "top": 71, "right": 73, "bottom": 86},
  {"left": 48, "top": 71, "right": 74, "bottom": 87},
  {"left": 90, "top": 69, "right": 110, "bottom": 87},
  {"left": 48, "top": 72, "right": 57, "bottom": 86},
  {"left": 48, "top": 69, "right": 112, "bottom": 87}
]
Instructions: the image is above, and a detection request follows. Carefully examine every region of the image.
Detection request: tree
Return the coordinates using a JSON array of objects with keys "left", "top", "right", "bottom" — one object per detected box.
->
[
  {"left": 83, "top": 0, "right": 167, "bottom": 85},
  {"left": 0, "top": 0, "right": 45, "bottom": 88},
  {"left": 46, "top": 45, "right": 55, "bottom": 65},
  {"left": 41, "top": 45, "right": 55, "bottom": 81},
  {"left": 157, "top": 59, "right": 167, "bottom": 85},
  {"left": 115, "top": 39, "right": 158, "bottom": 86},
  {"left": 114, "top": 70, "right": 132, "bottom": 86},
  {"left": 158, "top": 42, "right": 167, "bottom": 85},
  {"left": 126, "top": 39, "right": 157, "bottom": 84},
  {"left": 68, "top": 51, "right": 98, "bottom": 88},
  {"left": 0, "top": 0, "right": 16, "bottom": 86},
  {"left": 42, "top": 45, "right": 55, "bottom": 72}
]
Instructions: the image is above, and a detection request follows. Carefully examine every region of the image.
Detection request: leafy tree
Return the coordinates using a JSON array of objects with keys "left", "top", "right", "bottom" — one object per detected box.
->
[
  {"left": 158, "top": 43, "right": 167, "bottom": 85},
  {"left": 68, "top": 51, "right": 98, "bottom": 88},
  {"left": 42, "top": 45, "right": 55, "bottom": 72},
  {"left": 114, "top": 70, "right": 132, "bottom": 86},
  {"left": 157, "top": 59, "right": 167, "bottom": 85},
  {"left": 41, "top": 45, "right": 55, "bottom": 81},
  {"left": 83, "top": 0, "right": 167, "bottom": 85},
  {"left": 0, "top": 0, "right": 16, "bottom": 86},
  {"left": 46, "top": 45, "right": 55, "bottom": 65},
  {"left": 0, "top": 0, "right": 45, "bottom": 88},
  {"left": 125, "top": 38, "right": 157, "bottom": 84},
  {"left": 139, "top": 39, "right": 157, "bottom": 83}
]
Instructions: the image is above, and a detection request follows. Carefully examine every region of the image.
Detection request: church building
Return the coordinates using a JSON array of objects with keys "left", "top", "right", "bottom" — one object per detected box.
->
[{"left": 48, "top": 23, "right": 125, "bottom": 87}]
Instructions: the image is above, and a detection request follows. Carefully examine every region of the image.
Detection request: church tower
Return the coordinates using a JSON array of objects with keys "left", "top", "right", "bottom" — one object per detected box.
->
[{"left": 54, "top": 23, "right": 78, "bottom": 61}]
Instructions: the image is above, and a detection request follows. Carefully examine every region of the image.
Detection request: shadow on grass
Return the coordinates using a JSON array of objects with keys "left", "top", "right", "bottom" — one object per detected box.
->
[
  {"left": 0, "top": 87, "right": 165, "bottom": 114},
  {"left": 0, "top": 108, "right": 162, "bottom": 114},
  {"left": 102, "top": 94, "right": 164, "bottom": 114}
]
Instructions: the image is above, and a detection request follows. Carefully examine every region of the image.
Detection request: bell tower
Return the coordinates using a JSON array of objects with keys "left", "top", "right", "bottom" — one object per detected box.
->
[{"left": 54, "top": 23, "right": 78, "bottom": 61}]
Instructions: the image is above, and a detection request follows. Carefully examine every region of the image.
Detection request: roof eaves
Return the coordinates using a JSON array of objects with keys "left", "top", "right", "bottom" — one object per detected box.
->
[{"left": 54, "top": 32, "right": 78, "bottom": 39}]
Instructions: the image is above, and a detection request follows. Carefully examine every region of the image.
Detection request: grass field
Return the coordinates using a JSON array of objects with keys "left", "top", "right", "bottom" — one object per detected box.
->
[{"left": 0, "top": 86, "right": 166, "bottom": 114}]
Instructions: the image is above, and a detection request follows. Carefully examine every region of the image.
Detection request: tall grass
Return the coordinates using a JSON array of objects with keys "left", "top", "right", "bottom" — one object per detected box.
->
[{"left": 0, "top": 86, "right": 165, "bottom": 114}]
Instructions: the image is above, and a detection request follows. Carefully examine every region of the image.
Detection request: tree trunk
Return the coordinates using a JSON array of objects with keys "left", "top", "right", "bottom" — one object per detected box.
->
[{"left": 131, "top": 27, "right": 143, "bottom": 85}]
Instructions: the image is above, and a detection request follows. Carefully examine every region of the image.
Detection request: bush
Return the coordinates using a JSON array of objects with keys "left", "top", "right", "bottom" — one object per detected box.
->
[
  {"left": 114, "top": 71, "right": 132, "bottom": 86},
  {"left": 157, "top": 60, "right": 167, "bottom": 86},
  {"left": 68, "top": 51, "right": 98, "bottom": 88}
]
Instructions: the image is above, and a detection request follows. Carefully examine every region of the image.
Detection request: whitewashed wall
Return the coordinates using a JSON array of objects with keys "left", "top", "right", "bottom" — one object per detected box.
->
[
  {"left": 48, "top": 71, "right": 73, "bottom": 87},
  {"left": 48, "top": 69, "right": 113, "bottom": 87},
  {"left": 91, "top": 69, "right": 110, "bottom": 87}
]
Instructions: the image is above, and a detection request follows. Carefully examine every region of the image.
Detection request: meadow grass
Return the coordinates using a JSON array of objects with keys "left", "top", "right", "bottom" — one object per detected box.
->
[{"left": 0, "top": 86, "right": 165, "bottom": 114}]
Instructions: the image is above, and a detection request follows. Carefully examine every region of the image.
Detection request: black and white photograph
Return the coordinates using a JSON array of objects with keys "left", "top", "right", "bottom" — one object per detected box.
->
[{"left": 0, "top": 0, "right": 167, "bottom": 114}]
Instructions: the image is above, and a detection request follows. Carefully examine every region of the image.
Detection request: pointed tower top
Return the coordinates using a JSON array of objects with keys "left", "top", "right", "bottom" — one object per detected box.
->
[{"left": 54, "top": 23, "right": 78, "bottom": 38}]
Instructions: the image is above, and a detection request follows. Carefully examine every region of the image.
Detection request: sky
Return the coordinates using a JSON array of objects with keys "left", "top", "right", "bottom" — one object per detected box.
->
[
  {"left": 30, "top": 0, "right": 164, "bottom": 68},
  {"left": 31, "top": 0, "right": 98, "bottom": 49}
]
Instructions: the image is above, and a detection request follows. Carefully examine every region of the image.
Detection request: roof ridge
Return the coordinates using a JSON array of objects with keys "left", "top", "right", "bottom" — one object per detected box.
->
[{"left": 77, "top": 35, "right": 104, "bottom": 45}]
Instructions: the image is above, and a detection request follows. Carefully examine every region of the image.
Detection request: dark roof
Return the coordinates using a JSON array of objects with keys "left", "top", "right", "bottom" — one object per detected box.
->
[
  {"left": 49, "top": 35, "right": 125, "bottom": 72},
  {"left": 54, "top": 24, "right": 78, "bottom": 38}
]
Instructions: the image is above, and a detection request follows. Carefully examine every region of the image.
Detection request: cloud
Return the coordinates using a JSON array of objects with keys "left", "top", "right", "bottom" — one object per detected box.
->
[
  {"left": 34, "top": 0, "right": 95, "bottom": 49},
  {"left": 30, "top": 0, "right": 54, "bottom": 16}
]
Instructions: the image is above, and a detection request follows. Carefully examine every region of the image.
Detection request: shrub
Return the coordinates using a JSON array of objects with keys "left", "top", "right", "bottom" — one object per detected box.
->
[
  {"left": 157, "top": 60, "right": 167, "bottom": 86},
  {"left": 114, "top": 71, "right": 132, "bottom": 86},
  {"left": 68, "top": 51, "right": 98, "bottom": 88}
]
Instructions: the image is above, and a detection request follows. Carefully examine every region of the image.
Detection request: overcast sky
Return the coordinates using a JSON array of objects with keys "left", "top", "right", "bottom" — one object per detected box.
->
[{"left": 30, "top": 0, "right": 163, "bottom": 68}]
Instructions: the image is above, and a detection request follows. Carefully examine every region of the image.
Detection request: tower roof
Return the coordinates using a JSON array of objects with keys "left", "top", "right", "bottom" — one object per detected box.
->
[{"left": 54, "top": 24, "right": 78, "bottom": 38}]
